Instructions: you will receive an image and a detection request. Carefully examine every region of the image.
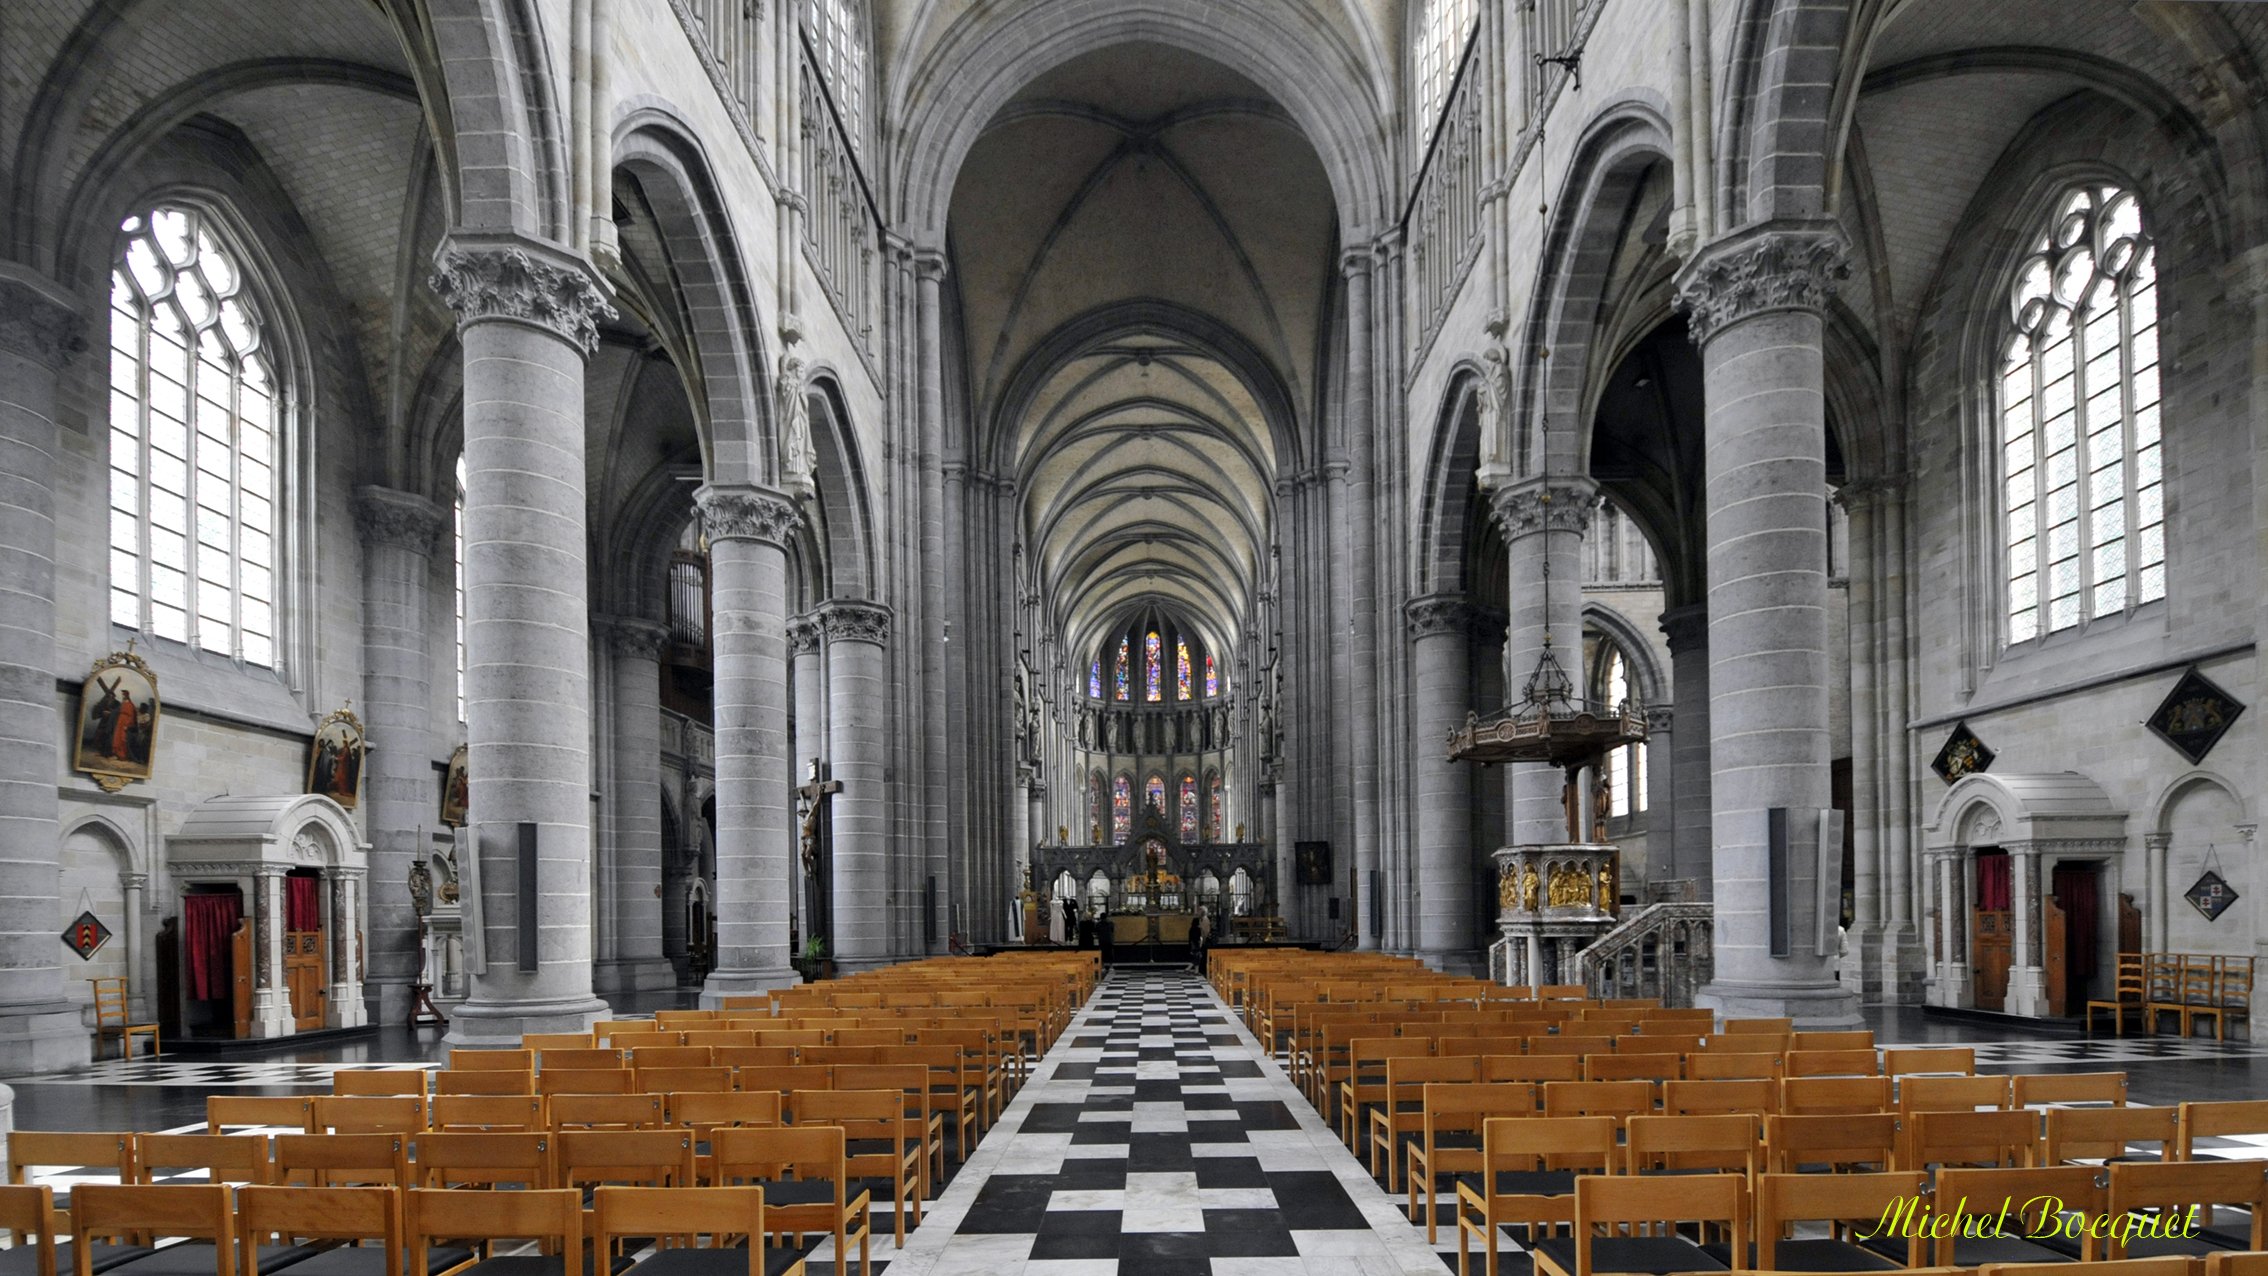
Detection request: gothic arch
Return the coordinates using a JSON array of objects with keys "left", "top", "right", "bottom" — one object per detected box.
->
[
  {"left": 804, "top": 373, "right": 878, "bottom": 601},
  {"left": 2148, "top": 770, "right": 2250, "bottom": 838},
  {"left": 1583, "top": 604, "right": 1666, "bottom": 706},
  {"left": 1415, "top": 365, "right": 1485, "bottom": 597}
]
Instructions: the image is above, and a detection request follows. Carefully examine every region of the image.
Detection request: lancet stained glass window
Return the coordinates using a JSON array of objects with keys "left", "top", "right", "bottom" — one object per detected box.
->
[
  {"left": 1178, "top": 774, "right": 1199, "bottom": 841},
  {"left": 109, "top": 206, "right": 279, "bottom": 668},
  {"left": 1144, "top": 631, "right": 1163, "bottom": 702},
  {"left": 1089, "top": 658, "right": 1102, "bottom": 699},
  {"left": 1111, "top": 775, "right": 1132, "bottom": 842},
  {"left": 1205, "top": 653, "right": 1218, "bottom": 697},
  {"left": 1114, "top": 638, "right": 1130, "bottom": 700},
  {"left": 1175, "top": 640, "right": 1193, "bottom": 700},
  {"left": 1207, "top": 771, "right": 1223, "bottom": 839},
  {"left": 1144, "top": 774, "right": 1166, "bottom": 817},
  {"left": 1999, "top": 182, "right": 2165, "bottom": 644}
]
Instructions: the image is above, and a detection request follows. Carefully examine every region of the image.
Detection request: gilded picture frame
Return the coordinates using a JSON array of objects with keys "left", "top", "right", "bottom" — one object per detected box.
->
[
  {"left": 308, "top": 702, "right": 368, "bottom": 809},
  {"left": 73, "top": 649, "right": 160, "bottom": 793}
]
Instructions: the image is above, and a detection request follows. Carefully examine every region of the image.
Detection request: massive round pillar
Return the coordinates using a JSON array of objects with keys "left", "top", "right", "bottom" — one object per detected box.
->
[
  {"left": 1407, "top": 595, "right": 1487, "bottom": 970},
  {"left": 820, "top": 600, "right": 891, "bottom": 970}
]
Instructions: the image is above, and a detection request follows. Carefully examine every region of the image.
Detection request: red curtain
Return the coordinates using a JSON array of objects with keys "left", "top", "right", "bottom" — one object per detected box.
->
[
  {"left": 286, "top": 875, "right": 321, "bottom": 932},
  {"left": 183, "top": 893, "right": 242, "bottom": 1001},
  {"left": 1976, "top": 853, "right": 2012, "bottom": 912},
  {"left": 2053, "top": 864, "right": 2100, "bottom": 981}
]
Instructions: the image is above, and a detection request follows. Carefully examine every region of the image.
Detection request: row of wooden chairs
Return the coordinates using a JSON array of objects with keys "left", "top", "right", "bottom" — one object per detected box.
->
[{"left": 2087, "top": 953, "right": 2255, "bottom": 1040}]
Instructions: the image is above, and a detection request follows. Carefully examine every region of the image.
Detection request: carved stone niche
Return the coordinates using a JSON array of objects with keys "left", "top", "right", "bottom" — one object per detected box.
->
[{"left": 166, "top": 793, "right": 371, "bottom": 1040}]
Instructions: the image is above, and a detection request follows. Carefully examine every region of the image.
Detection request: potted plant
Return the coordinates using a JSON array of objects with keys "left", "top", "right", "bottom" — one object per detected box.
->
[{"left": 799, "top": 937, "right": 833, "bottom": 982}]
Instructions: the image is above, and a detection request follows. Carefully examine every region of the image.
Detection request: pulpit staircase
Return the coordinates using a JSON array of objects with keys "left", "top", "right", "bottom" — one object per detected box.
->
[{"left": 1577, "top": 898, "right": 1715, "bottom": 1007}]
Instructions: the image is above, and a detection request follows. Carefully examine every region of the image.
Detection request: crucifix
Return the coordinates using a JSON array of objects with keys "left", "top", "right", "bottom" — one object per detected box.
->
[{"left": 796, "top": 758, "right": 843, "bottom": 946}]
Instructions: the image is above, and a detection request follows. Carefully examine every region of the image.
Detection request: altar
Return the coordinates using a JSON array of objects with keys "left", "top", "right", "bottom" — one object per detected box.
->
[{"left": 1031, "top": 806, "right": 1275, "bottom": 952}]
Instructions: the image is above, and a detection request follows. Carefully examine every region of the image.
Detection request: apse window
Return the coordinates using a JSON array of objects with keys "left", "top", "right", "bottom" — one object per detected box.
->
[
  {"left": 108, "top": 206, "right": 281, "bottom": 669},
  {"left": 1999, "top": 182, "right": 2165, "bottom": 646}
]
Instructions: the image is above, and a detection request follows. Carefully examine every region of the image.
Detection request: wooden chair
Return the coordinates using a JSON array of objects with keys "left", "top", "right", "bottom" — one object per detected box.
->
[
  {"left": 1339, "top": 1037, "right": 1433, "bottom": 1150},
  {"left": 593, "top": 1185, "right": 807, "bottom": 1276},
  {"left": 1923, "top": 1165, "right": 2110, "bottom": 1266},
  {"left": 2042, "top": 1106, "right": 2175, "bottom": 1164},
  {"left": 448, "top": 1048, "right": 533, "bottom": 1072},
  {"left": 1686, "top": 1052, "right": 1781, "bottom": 1083},
  {"left": 1783, "top": 1048, "right": 1880, "bottom": 1078},
  {"left": 1541, "top": 1080, "right": 1654, "bottom": 1124},
  {"left": 681, "top": 1030, "right": 762, "bottom": 1051},
  {"left": 1723, "top": 1018, "right": 1794, "bottom": 1034},
  {"left": 1369, "top": 1056, "right": 1480, "bottom": 1190},
  {"left": 536, "top": 1067, "right": 635, "bottom": 1097},
  {"left": 1779, "top": 1075, "right": 1891, "bottom": 1116},
  {"left": 836, "top": 1063, "right": 944, "bottom": 1200},
  {"left": 204, "top": 1098, "right": 312, "bottom": 1137},
  {"left": 413, "top": 1132, "right": 554, "bottom": 1190},
  {"left": 881, "top": 1044, "right": 982, "bottom": 1161},
  {"left": 555, "top": 1129, "right": 697, "bottom": 1191},
  {"left": 1455, "top": 1115, "right": 1619, "bottom": 1276},
  {"left": 1763, "top": 1112, "right": 1901, "bottom": 1174},
  {"left": 1581, "top": 1053, "right": 1681, "bottom": 1089},
  {"left": 710, "top": 1126, "right": 871, "bottom": 1276},
  {"left": 69, "top": 1185, "right": 240, "bottom": 1276},
  {"left": 2182, "top": 957, "right": 2229, "bottom": 1041},
  {"left": 626, "top": 1045, "right": 712, "bottom": 1071},
  {"left": 794, "top": 1089, "right": 920, "bottom": 1245},
  {"left": 310, "top": 1097, "right": 424, "bottom": 1136},
  {"left": 1623, "top": 1113, "right": 1758, "bottom": 1177},
  {"left": 1754, "top": 1170, "right": 1930, "bottom": 1271},
  {"left": 89, "top": 979, "right": 156, "bottom": 1062},
  {"left": 2086, "top": 953, "right": 2149, "bottom": 1037},
  {"left": 2108, "top": 1158, "right": 2268, "bottom": 1256},
  {"left": 428, "top": 1095, "right": 545, "bottom": 1133},
  {"left": 1903, "top": 1108, "right": 2040, "bottom": 1172},
  {"left": 1900, "top": 1073, "right": 2012, "bottom": 1114},
  {"left": 2218, "top": 956, "right": 2254, "bottom": 1041},
  {"left": 8, "top": 1131, "right": 137, "bottom": 1205},
  {"left": 1792, "top": 1030, "right": 1874, "bottom": 1051},
  {"left": 330, "top": 1070, "right": 427, "bottom": 1098},
  {"left": 429, "top": 1069, "right": 532, "bottom": 1096},
  {"left": 1882, "top": 1047, "right": 1976, "bottom": 1076},
  {"left": 236, "top": 1186, "right": 401, "bottom": 1276},
  {"left": 1480, "top": 1055, "right": 1583, "bottom": 1084},
  {"left": 270, "top": 1134, "right": 409, "bottom": 1189},
  {"left": 0, "top": 1185, "right": 58, "bottom": 1276},
  {"left": 1662, "top": 1079, "right": 1774, "bottom": 1117},
  {"left": 2145, "top": 953, "right": 2190, "bottom": 1036},
  {"left": 2177, "top": 1098, "right": 2268, "bottom": 1159},
  {"left": 1530, "top": 1172, "right": 1747, "bottom": 1276},
  {"left": 405, "top": 1188, "right": 580, "bottom": 1276},
  {"left": 669, "top": 1090, "right": 784, "bottom": 1140},
  {"left": 548, "top": 1093, "right": 667, "bottom": 1131},
  {"left": 133, "top": 1134, "right": 272, "bottom": 1187},
  {"left": 536, "top": 1047, "right": 621, "bottom": 1072},
  {"left": 2012, "top": 1071, "right": 2129, "bottom": 1108},
  {"left": 520, "top": 1032, "right": 595, "bottom": 1052},
  {"left": 1406, "top": 1082, "right": 1536, "bottom": 1243}
]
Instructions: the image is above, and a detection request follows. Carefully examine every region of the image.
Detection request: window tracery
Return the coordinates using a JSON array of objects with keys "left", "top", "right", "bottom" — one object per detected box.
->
[{"left": 1415, "top": 0, "right": 1478, "bottom": 146}]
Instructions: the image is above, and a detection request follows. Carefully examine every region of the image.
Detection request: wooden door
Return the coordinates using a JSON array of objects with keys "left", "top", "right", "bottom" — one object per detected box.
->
[
  {"left": 284, "top": 931, "right": 325, "bottom": 1031},
  {"left": 1972, "top": 910, "right": 2011, "bottom": 1011},
  {"left": 2117, "top": 894, "right": 2142, "bottom": 956},
  {"left": 2043, "top": 896, "right": 2068, "bottom": 1017},
  {"left": 230, "top": 921, "right": 252, "bottom": 1039}
]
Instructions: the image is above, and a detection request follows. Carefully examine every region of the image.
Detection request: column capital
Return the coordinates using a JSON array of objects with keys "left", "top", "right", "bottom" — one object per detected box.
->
[
  {"left": 786, "top": 613, "right": 823, "bottom": 656},
  {"left": 909, "top": 247, "right": 949, "bottom": 281},
  {"left": 1028, "top": 778, "right": 1048, "bottom": 799},
  {"left": 695, "top": 483, "right": 801, "bottom": 546},
  {"left": 1673, "top": 219, "right": 1849, "bottom": 347},
  {"left": 1644, "top": 705, "right": 1675, "bottom": 734},
  {"left": 1404, "top": 593, "right": 1501, "bottom": 641},
  {"left": 353, "top": 486, "right": 449, "bottom": 555},
  {"left": 1832, "top": 472, "right": 1908, "bottom": 510},
  {"left": 598, "top": 615, "right": 670, "bottom": 661},
  {"left": 817, "top": 598, "right": 892, "bottom": 645},
  {"left": 1486, "top": 475, "right": 1597, "bottom": 542},
  {"left": 121, "top": 872, "right": 149, "bottom": 890},
  {"left": 1659, "top": 603, "right": 1708, "bottom": 655},
  {"left": 428, "top": 232, "right": 615, "bottom": 353},
  {"left": 0, "top": 266, "right": 87, "bottom": 369},
  {"left": 1339, "top": 245, "right": 1378, "bottom": 278}
]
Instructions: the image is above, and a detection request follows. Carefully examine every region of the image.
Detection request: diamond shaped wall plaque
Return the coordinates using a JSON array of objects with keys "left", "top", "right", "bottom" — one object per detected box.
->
[
  {"left": 2147, "top": 667, "right": 2245, "bottom": 765},
  {"left": 63, "top": 911, "right": 111, "bottom": 961},
  {"left": 2187, "top": 870, "right": 2239, "bottom": 922},
  {"left": 1931, "top": 721, "right": 1995, "bottom": 784}
]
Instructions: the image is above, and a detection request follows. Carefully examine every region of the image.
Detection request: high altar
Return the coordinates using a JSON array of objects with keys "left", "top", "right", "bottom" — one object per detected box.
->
[{"left": 1031, "top": 803, "right": 1275, "bottom": 949}]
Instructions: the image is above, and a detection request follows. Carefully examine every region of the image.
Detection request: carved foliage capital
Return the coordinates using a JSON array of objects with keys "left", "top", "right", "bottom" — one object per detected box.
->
[
  {"left": 353, "top": 486, "right": 449, "bottom": 555},
  {"left": 1405, "top": 593, "right": 1495, "bottom": 641},
  {"left": 1659, "top": 604, "right": 1709, "bottom": 655},
  {"left": 817, "top": 599, "right": 891, "bottom": 646},
  {"left": 1673, "top": 221, "right": 1849, "bottom": 346},
  {"left": 0, "top": 271, "right": 87, "bottom": 369},
  {"left": 600, "top": 615, "right": 671, "bottom": 661},
  {"left": 695, "top": 483, "right": 800, "bottom": 545},
  {"left": 428, "top": 235, "right": 615, "bottom": 353},
  {"left": 786, "top": 614, "right": 824, "bottom": 656},
  {"left": 1487, "top": 477, "right": 1597, "bottom": 542}
]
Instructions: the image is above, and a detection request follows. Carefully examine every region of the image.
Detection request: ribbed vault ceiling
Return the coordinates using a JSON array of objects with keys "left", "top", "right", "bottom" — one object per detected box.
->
[{"left": 948, "top": 42, "right": 1336, "bottom": 663}]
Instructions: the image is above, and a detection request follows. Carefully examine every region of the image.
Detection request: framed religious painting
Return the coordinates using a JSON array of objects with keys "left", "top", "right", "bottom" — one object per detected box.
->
[
  {"left": 73, "top": 648, "right": 160, "bottom": 792},
  {"left": 440, "top": 744, "right": 469, "bottom": 827},
  {"left": 308, "top": 703, "right": 367, "bottom": 809}
]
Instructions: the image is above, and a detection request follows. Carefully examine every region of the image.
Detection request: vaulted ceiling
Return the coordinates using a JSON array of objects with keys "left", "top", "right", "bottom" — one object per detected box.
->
[{"left": 946, "top": 41, "right": 1338, "bottom": 665}]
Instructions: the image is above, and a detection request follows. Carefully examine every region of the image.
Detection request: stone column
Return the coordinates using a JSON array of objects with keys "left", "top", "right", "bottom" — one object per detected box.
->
[
  {"left": 787, "top": 614, "right": 823, "bottom": 944},
  {"left": 2006, "top": 845, "right": 2044, "bottom": 1016},
  {"left": 1338, "top": 248, "right": 1383, "bottom": 949},
  {"left": 120, "top": 872, "right": 149, "bottom": 1022},
  {"left": 1660, "top": 605, "right": 1712, "bottom": 894},
  {"left": 1489, "top": 477, "right": 1596, "bottom": 846},
  {"left": 0, "top": 268, "right": 93, "bottom": 1071},
  {"left": 353, "top": 486, "right": 448, "bottom": 1025},
  {"left": 429, "top": 234, "right": 614, "bottom": 1042},
  {"left": 251, "top": 869, "right": 292, "bottom": 1038},
  {"left": 1407, "top": 594, "right": 1482, "bottom": 970},
  {"left": 326, "top": 870, "right": 366, "bottom": 1028},
  {"left": 1674, "top": 221, "right": 1859, "bottom": 1025},
  {"left": 820, "top": 599, "right": 891, "bottom": 970},
  {"left": 597, "top": 616, "right": 672, "bottom": 993},
  {"left": 1644, "top": 707, "right": 1677, "bottom": 888},
  {"left": 696, "top": 484, "right": 801, "bottom": 1003}
]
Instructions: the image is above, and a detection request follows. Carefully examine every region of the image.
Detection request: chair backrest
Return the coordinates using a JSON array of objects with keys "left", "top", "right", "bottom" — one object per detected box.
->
[
  {"left": 709, "top": 1123, "right": 848, "bottom": 1192},
  {"left": 520, "top": 1032, "right": 595, "bottom": 1052},
  {"left": 714, "top": 1047, "right": 799, "bottom": 1070},
  {"left": 2177, "top": 1098, "right": 2268, "bottom": 1158},
  {"left": 1930, "top": 1166, "right": 2108, "bottom": 1263},
  {"left": 1755, "top": 1170, "right": 1929, "bottom": 1270},
  {"left": 538, "top": 1067, "right": 635, "bottom": 1096},
  {"left": 1479, "top": 1054, "right": 1582, "bottom": 1084},
  {"left": 237, "top": 1185, "right": 397, "bottom": 1274},
  {"left": 1779, "top": 1075, "right": 1891, "bottom": 1116},
  {"left": 1570, "top": 1172, "right": 1746, "bottom": 1274},
  {"left": 72, "top": 1183, "right": 231, "bottom": 1252},
  {"left": 414, "top": 1132, "right": 553, "bottom": 1189},
  {"left": 1662, "top": 1078, "right": 1774, "bottom": 1117},
  {"left": 555, "top": 1129, "right": 697, "bottom": 1189},
  {"left": 406, "top": 1188, "right": 579, "bottom": 1267},
  {"left": 429, "top": 1095, "right": 546, "bottom": 1132},
  {"left": 669, "top": 1090, "right": 783, "bottom": 1138},
  {"left": 1723, "top": 1017, "right": 1793, "bottom": 1034},
  {"left": 1792, "top": 1030, "right": 1874, "bottom": 1050},
  {"left": 627, "top": 1045, "right": 712, "bottom": 1070},
  {"left": 1624, "top": 1113, "right": 1759, "bottom": 1175},
  {"left": 636, "top": 1065, "right": 734, "bottom": 1094},
  {"left": 331, "top": 1070, "right": 428, "bottom": 1097},
  {"left": 0, "top": 1184, "right": 55, "bottom": 1276},
  {"left": 271, "top": 1134, "right": 409, "bottom": 1187},
  {"left": 593, "top": 1185, "right": 766, "bottom": 1265},
  {"left": 537, "top": 1048, "right": 622, "bottom": 1072},
  {"left": 1784, "top": 1048, "right": 1881, "bottom": 1077},
  {"left": 736, "top": 1064, "right": 835, "bottom": 1103},
  {"left": 1883, "top": 1047, "right": 1976, "bottom": 1076},
  {"left": 549, "top": 1093, "right": 668, "bottom": 1131},
  {"left": 90, "top": 980, "right": 131, "bottom": 1029},
  {"left": 9, "top": 1131, "right": 135, "bottom": 1187},
  {"left": 2043, "top": 1106, "right": 2174, "bottom": 1164},
  {"left": 135, "top": 1134, "right": 272, "bottom": 1186},
  {"left": 449, "top": 1048, "right": 533, "bottom": 1071},
  {"left": 205, "top": 1097, "right": 312, "bottom": 1137},
  {"left": 1686, "top": 1051, "right": 1781, "bottom": 1082},
  {"left": 1900, "top": 1073, "right": 2011, "bottom": 1114},
  {"left": 682, "top": 1031, "right": 761, "bottom": 1050},
  {"left": 2010, "top": 1071, "right": 2128, "bottom": 1108},
  {"left": 1541, "top": 1079, "right": 1654, "bottom": 1122},
  {"left": 794, "top": 1088, "right": 901, "bottom": 1145},
  {"left": 1906, "top": 1107, "right": 2039, "bottom": 1170},
  {"left": 1582, "top": 1052, "right": 1681, "bottom": 1085},
  {"left": 1763, "top": 1112, "right": 1901, "bottom": 1173},
  {"left": 2108, "top": 1159, "right": 2268, "bottom": 1254},
  {"left": 1524, "top": 1035, "right": 1595, "bottom": 1057},
  {"left": 311, "top": 1095, "right": 425, "bottom": 1135},
  {"left": 430, "top": 1069, "right": 532, "bottom": 1096},
  {"left": 594, "top": 1021, "right": 665, "bottom": 1044}
]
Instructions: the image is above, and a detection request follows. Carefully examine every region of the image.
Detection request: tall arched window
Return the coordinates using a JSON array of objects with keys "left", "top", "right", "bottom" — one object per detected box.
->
[
  {"left": 1144, "top": 774, "right": 1166, "bottom": 818},
  {"left": 1143, "top": 631, "right": 1163, "bottom": 702},
  {"left": 108, "top": 206, "right": 281, "bottom": 667},
  {"left": 1597, "top": 643, "right": 1647, "bottom": 819},
  {"left": 1206, "top": 770, "right": 1224, "bottom": 840},
  {"left": 1089, "top": 659, "right": 1102, "bottom": 699},
  {"left": 1089, "top": 769, "right": 1107, "bottom": 841},
  {"left": 454, "top": 455, "right": 467, "bottom": 723},
  {"left": 805, "top": 0, "right": 868, "bottom": 151},
  {"left": 1175, "top": 640, "right": 1193, "bottom": 700},
  {"left": 1177, "top": 773, "right": 1198, "bottom": 842},
  {"left": 1111, "top": 774, "right": 1132, "bottom": 842},
  {"left": 1999, "top": 182, "right": 2165, "bottom": 644},
  {"left": 1204, "top": 654, "right": 1219, "bottom": 698},
  {"left": 1113, "top": 637, "right": 1131, "bottom": 701},
  {"left": 1415, "top": 0, "right": 1478, "bottom": 146}
]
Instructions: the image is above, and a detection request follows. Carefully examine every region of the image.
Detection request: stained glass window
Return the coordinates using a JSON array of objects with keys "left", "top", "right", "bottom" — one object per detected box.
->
[
  {"left": 1208, "top": 772, "right": 1224, "bottom": 839},
  {"left": 109, "top": 205, "right": 280, "bottom": 667},
  {"left": 1111, "top": 775, "right": 1132, "bottom": 842},
  {"left": 2000, "top": 182, "right": 2164, "bottom": 644},
  {"left": 1178, "top": 774, "right": 1199, "bottom": 841},
  {"left": 1089, "top": 658, "right": 1102, "bottom": 699},
  {"left": 1144, "top": 774, "right": 1166, "bottom": 817},
  {"left": 1174, "top": 640, "right": 1192, "bottom": 700},
  {"left": 1090, "top": 770, "right": 1107, "bottom": 841},
  {"left": 1114, "top": 638, "right": 1130, "bottom": 700},
  {"left": 1205, "top": 654, "right": 1218, "bottom": 697},
  {"left": 1144, "top": 631, "right": 1163, "bottom": 701}
]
